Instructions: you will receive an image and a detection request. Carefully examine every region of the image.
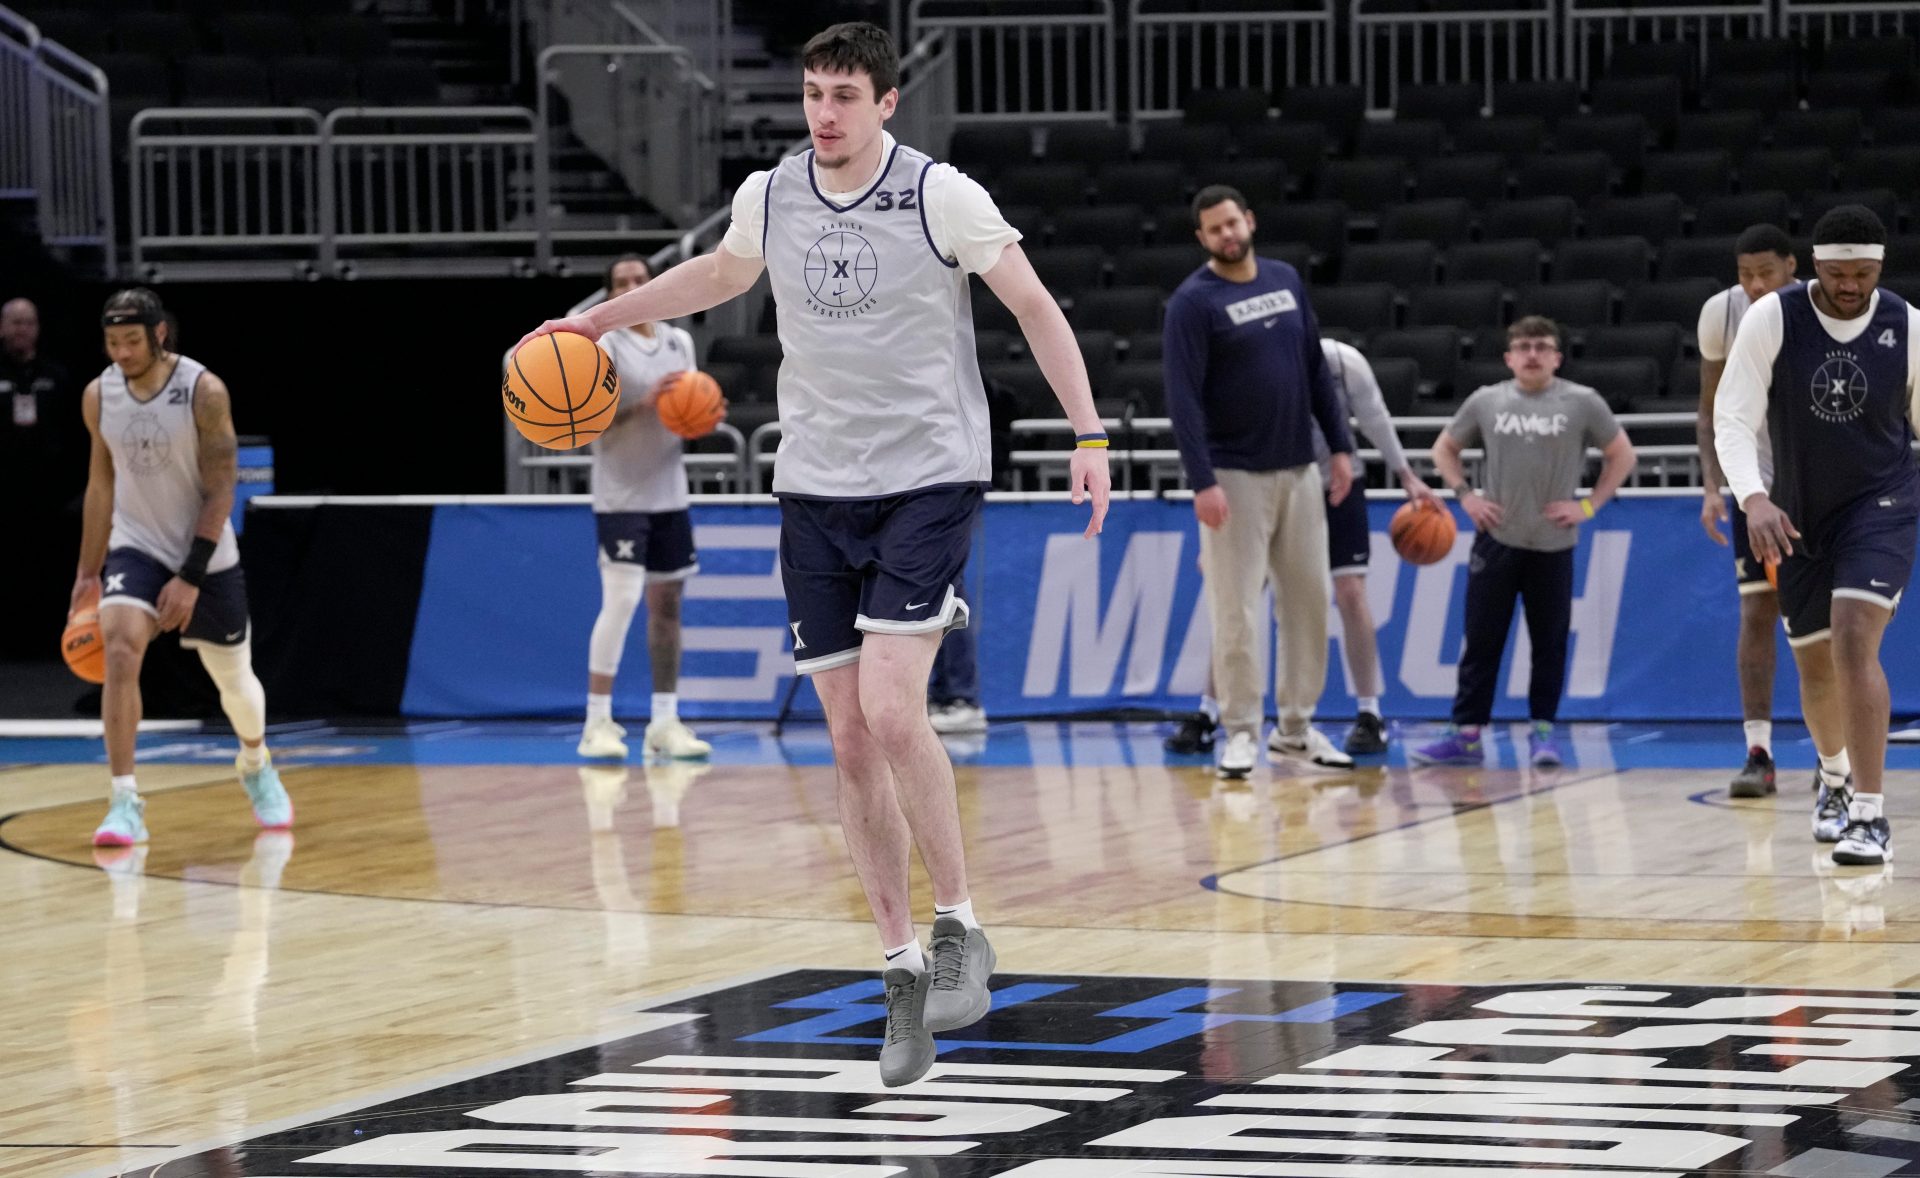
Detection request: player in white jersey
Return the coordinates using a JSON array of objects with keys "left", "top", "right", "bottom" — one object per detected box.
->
[
  {"left": 74, "top": 288, "right": 292, "bottom": 848},
  {"left": 1695, "top": 225, "right": 1798, "bottom": 797},
  {"left": 519, "top": 22, "right": 1109, "bottom": 1087},
  {"left": 577, "top": 254, "right": 712, "bottom": 763}
]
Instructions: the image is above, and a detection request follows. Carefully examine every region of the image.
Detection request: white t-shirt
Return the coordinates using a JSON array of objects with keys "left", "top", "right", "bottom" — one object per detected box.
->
[
  {"left": 1714, "top": 283, "right": 1920, "bottom": 506},
  {"left": 721, "top": 132, "right": 1019, "bottom": 275},
  {"left": 1695, "top": 284, "right": 1755, "bottom": 363},
  {"left": 591, "top": 325, "right": 695, "bottom": 514}
]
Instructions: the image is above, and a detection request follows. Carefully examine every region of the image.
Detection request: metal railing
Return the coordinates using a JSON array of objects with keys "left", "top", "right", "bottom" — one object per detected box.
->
[
  {"left": 0, "top": 4, "right": 113, "bottom": 270},
  {"left": 1780, "top": 0, "right": 1920, "bottom": 38},
  {"left": 1129, "top": 0, "right": 1335, "bottom": 121},
  {"left": 1352, "top": 0, "right": 1557, "bottom": 113},
  {"left": 322, "top": 107, "right": 537, "bottom": 268},
  {"left": 0, "top": 7, "right": 34, "bottom": 199},
  {"left": 909, "top": 0, "right": 1116, "bottom": 122},
  {"left": 1565, "top": 0, "right": 1772, "bottom": 86},
  {"left": 129, "top": 109, "right": 324, "bottom": 273},
  {"left": 535, "top": 41, "right": 720, "bottom": 264},
  {"left": 509, "top": 422, "right": 751, "bottom": 494}
]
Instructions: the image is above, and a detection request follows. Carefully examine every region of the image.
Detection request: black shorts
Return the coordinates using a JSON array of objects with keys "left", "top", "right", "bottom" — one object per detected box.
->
[
  {"left": 100, "top": 546, "right": 250, "bottom": 648},
  {"left": 1326, "top": 487, "right": 1370, "bottom": 576},
  {"left": 1729, "top": 498, "right": 1774, "bottom": 595},
  {"left": 1776, "top": 489, "right": 1919, "bottom": 648},
  {"left": 779, "top": 485, "right": 982, "bottom": 675},
  {"left": 595, "top": 510, "right": 698, "bottom": 580}
]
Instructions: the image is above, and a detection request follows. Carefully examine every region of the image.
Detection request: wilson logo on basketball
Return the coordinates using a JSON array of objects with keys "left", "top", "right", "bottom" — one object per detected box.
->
[{"left": 501, "top": 374, "right": 527, "bottom": 414}]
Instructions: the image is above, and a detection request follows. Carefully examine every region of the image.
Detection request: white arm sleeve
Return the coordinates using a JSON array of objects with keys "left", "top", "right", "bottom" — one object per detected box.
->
[
  {"left": 1713, "top": 292, "right": 1785, "bottom": 505},
  {"left": 1339, "top": 345, "right": 1410, "bottom": 472},
  {"left": 1696, "top": 291, "right": 1732, "bottom": 363},
  {"left": 926, "top": 163, "right": 1021, "bottom": 275},
  {"left": 719, "top": 170, "right": 772, "bottom": 260}
]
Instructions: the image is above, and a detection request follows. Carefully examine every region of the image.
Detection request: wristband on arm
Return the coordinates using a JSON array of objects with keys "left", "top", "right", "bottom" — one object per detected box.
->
[
  {"left": 1075, "top": 432, "right": 1109, "bottom": 449},
  {"left": 178, "top": 536, "right": 217, "bottom": 587}
]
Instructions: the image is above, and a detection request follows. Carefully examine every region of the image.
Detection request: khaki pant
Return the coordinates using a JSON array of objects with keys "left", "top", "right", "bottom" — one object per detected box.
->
[{"left": 1200, "top": 465, "right": 1331, "bottom": 739}]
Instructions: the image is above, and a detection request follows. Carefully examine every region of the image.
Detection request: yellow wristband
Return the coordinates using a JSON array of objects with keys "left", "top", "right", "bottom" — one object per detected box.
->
[
  {"left": 1580, "top": 497, "right": 1595, "bottom": 519},
  {"left": 1076, "top": 437, "right": 1109, "bottom": 449}
]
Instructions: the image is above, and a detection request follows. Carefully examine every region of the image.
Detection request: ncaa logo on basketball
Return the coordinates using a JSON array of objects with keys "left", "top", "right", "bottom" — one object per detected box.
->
[
  {"left": 803, "top": 223, "right": 880, "bottom": 318},
  {"left": 1810, "top": 350, "right": 1869, "bottom": 423}
]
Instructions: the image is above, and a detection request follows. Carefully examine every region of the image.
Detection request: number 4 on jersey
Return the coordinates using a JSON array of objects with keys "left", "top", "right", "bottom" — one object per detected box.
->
[{"left": 1880, "top": 328, "right": 1899, "bottom": 348}]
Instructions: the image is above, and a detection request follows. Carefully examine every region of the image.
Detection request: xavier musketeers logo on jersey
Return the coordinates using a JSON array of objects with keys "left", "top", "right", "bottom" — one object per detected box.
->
[
  {"left": 121, "top": 409, "right": 172, "bottom": 472},
  {"left": 804, "top": 223, "right": 880, "bottom": 318},
  {"left": 1811, "top": 350, "right": 1870, "bottom": 424},
  {"left": 1224, "top": 289, "right": 1297, "bottom": 326}
]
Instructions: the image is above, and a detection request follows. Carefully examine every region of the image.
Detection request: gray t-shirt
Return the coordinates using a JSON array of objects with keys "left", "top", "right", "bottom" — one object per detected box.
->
[{"left": 1447, "top": 378, "right": 1620, "bottom": 552}]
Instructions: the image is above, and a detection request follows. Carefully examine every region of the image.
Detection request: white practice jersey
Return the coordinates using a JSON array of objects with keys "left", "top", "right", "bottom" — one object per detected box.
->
[
  {"left": 591, "top": 325, "right": 695, "bottom": 514},
  {"left": 1699, "top": 284, "right": 1773, "bottom": 487},
  {"left": 98, "top": 353, "right": 239, "bottom": 573},
  {"left": 760, "top": 140, "right": 992, "bottom": 498}
]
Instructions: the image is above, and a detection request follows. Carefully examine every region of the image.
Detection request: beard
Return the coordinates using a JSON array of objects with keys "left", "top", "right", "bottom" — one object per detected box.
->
[{"left": 1207, "top": 238, "right": 1249, "bottom": 265}]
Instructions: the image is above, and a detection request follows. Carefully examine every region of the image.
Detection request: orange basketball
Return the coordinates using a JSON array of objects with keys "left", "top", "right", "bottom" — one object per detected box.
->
[
  {"left": 1390, "top": 498, "right": 1458, "bottom": 565},
  {"left": 502, "top": 331, "right": 621, "bottom": 450},
  {"left": 62, "top": 606, "right": 105, "bottom": 684},
  {"left": 654, "top": 369, "right": 728, "bottom": 439}
]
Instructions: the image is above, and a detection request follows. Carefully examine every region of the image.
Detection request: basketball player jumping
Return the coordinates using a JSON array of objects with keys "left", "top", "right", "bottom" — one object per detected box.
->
[
  {"left": 76, "top": 288, "right": 292, "bottom": 847},
  {"left": 1716, "top": 205, "right": 1920, "bottom": 867},
  {"left": 1695, "top": 225, "right": 1798, "bottom": 798},
  {"left": 520, "top": 22, "right": 1109, "bottom": 1086},
  {"left": 577, "top": 254, "right": 712, "bottom": 763}
]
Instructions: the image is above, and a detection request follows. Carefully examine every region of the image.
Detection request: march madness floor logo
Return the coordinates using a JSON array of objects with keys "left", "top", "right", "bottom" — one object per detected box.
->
[{"left": 119, "top": 971, "right": 1920, "bottom": 1176}]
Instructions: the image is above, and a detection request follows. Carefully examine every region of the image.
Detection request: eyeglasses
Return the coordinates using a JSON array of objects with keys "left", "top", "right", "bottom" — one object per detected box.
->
[{"left": 1507, "top": 340, "right": 1560, "bottom": 355}]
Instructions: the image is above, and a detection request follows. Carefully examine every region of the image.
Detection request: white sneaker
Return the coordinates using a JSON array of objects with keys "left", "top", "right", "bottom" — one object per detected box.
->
[
  {"left": 1218, "top": 730, "right": 1257, "bottom": 779},
  {"left": 577, "top": 717, "right": 629, "bottom": 760},
  {"left": 929, "top": 701, "right": 988, "bottom": 734},
  {"left": 1269, "top": 726, "right": 1355, "bottom": 770},
  {"left": 645, "top": 718, "right": 712, "bottom": 760},
  {"left": 1812, "top": 773, "right": 1852, "bottom": 843}
]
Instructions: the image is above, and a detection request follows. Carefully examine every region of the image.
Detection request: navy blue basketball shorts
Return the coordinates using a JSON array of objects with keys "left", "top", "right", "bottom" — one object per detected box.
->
[
  {"left": 595, "top": 510, "right": 698, "bottom": 581},
  {"left": 1776, "top": 490, "right": 1919, "bottom": 648},
  {"left": 779, "top": 484, "right": 982, "bottom": 675},
  {"left": 1326, "top": 486, "right": 1371, "bottom": 577},
  {"left": 1728, "top": 498, "right": 1774, "bottom": 596},
  {"left": 100, "top": 546, "right": 250, "bottom": 648}
]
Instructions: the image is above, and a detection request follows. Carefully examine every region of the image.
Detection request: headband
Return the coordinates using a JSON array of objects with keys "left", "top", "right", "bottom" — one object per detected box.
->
[{"left": 1812, "top": 243, "right": 1886, "bottom": 261}]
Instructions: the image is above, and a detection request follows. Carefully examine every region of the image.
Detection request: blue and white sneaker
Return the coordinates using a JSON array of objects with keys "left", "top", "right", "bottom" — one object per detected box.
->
[
  {"left": 1528, "top": 722, "right": 1564, "bottom": 768},
  {"left": 1812, "top": 774, "right": 1852, "bottom": 843},
  {"left": 92, "top": 792, "right": 148, "bottom": 847},
  {"left": 239, "top": 751, "right": 294, "bottom": 830},
  {"left": 1833, "top": 815, "right": 1892, "bottom": 866}
]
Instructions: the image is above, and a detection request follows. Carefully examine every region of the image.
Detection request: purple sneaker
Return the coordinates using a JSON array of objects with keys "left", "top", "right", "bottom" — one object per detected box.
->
[
  {"left": 1528, "top": 722, "right": 1563, "bottom": 768},
  {"left": 1410, "top": 727, "right": 1483, "bottom": 766}
]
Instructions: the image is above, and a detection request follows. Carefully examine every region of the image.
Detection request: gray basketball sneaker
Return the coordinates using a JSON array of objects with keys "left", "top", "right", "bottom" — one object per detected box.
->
[
  {"left": 924, "top": 915, "right": 996, "bottom": 1032},
  {"left": 878, "top": 968, "right": 935, "bottom": 1087}
]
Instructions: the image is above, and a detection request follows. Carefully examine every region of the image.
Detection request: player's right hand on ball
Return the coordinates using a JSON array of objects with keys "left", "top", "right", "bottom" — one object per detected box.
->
[
  {"left": 516, "top": 314, "right": 600, "bottom": 353},
  {"left": 70, "top": 573, "right": 100, "bottom": 616}
]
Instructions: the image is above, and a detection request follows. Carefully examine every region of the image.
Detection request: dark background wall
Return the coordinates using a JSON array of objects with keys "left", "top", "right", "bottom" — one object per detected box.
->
[{"left": 1, "top": 274, "right": 601, "bottom": 693}]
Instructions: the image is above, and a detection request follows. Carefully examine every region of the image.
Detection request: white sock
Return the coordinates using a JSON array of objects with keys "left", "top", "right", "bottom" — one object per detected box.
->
[
  {"left": 1199, "top": 694, "right": 1220, "bottom": 722},
  {"left": 238, "top": 743, "right": 267, "bottom": 772},
  {"left": 587, "top": 692, "right": 613, "bottom": 723},
  {"left": 110, "top": 774, "right": 138, "bottom": 799},
  {"left": 1358, "top": 696, "right": 1381, "bottom": 719},
  {"left": 1820, "top": 748, "right": 1852, "bottom": 785},
  {"left": 934, "top": 898, "right": 979, "bottom": 929},
  {"left": 1743, "top": 720, "right": 1772, "bottom": 755},
  {"left": 1850, "top": 791, "right": 1884, "bottom": 821},
  {"left": 884, "top": 940, "right": 925, "bottom": 973},
  {"left": 652, "top": 692, "right": 678, "bottom": 723}
]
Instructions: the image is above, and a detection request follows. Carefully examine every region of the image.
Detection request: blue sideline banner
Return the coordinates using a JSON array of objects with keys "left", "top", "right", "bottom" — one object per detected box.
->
[{"left": 401, "top": 497, "right": 1920, "bottom": 721}]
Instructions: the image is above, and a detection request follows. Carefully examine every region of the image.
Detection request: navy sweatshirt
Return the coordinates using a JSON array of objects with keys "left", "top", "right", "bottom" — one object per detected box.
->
[{"left": 1162, "top": 257, "right": 1353, "bottom": 491}]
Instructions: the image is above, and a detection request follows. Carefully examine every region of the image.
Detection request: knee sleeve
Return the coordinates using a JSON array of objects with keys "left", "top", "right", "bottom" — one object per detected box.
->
[
  {"left": 198, "top": 640, "right": 267, "bottom": 742},
  {"left": 589, "top": 562, "right": 648, "bottom": 678}
]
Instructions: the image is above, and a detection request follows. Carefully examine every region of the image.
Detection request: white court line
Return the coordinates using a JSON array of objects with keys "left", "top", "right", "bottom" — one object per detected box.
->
[{"left": 0, "top": 719, "right": 201, "bottom": 738}]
